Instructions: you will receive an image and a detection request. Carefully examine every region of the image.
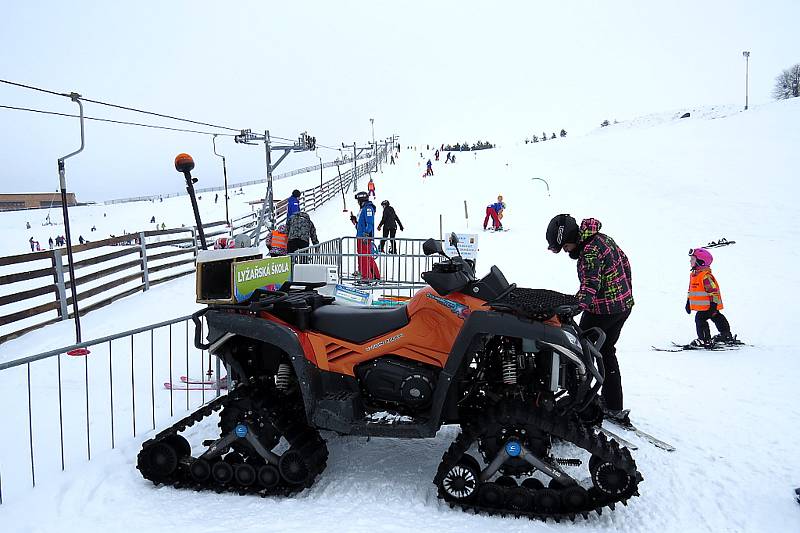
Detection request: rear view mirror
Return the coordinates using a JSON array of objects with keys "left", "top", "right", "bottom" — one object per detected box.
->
[{"left": 423, "top": 238, "right": 445, "bottom": 256}]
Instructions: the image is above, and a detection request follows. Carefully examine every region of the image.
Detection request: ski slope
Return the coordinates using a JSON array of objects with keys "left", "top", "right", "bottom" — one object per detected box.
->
[{"left": 1, "top": 99, "right": 800, "bottom": 532}]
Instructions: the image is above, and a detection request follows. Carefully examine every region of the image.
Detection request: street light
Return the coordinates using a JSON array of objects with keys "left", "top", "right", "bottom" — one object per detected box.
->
[{"left": 742, "top": 51, "right": 750, "bottom": 110}]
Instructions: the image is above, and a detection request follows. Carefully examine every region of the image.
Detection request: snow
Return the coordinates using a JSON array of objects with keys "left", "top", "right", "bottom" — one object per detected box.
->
[{"left": 2, "top": 99, "right": 800, "bottom": 531}]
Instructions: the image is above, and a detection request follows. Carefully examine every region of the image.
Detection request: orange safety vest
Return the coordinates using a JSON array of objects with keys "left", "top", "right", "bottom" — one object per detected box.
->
[
  {"left": 270, "top": 229, "right": 287, "bottom": 249},
  {"left": 687, "top": 270, "right": 724, "bottom": 311},
  {"left": 368, "top": 181, "right": 375, "bottom": 191}
]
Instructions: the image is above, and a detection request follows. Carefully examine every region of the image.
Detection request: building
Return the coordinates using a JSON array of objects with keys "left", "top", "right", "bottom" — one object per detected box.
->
[{"left": 0, "top": 193, "right": 77, "bottom": 212}]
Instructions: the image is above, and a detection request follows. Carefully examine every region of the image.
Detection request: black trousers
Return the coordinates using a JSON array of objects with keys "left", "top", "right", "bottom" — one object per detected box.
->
[
  {"left": 287, "top": 238, "right": 309, "bottom": 254},
  {"left": 695, "top": 310, "right": 731, "bottom": 340},
  {"left": 579, "top": 309, "right": 631, "bottom": 411},
  {"left": 379, "top": 227, "right": 397, "bottom": 253}
]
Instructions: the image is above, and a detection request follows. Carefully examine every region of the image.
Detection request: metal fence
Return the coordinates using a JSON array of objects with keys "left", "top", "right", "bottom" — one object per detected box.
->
[
  {"left": 0, "top": 314, "right": 220, "bottom": 504},
  {"left": 290, "top": 236, "right": 440, "bottom": 298}
]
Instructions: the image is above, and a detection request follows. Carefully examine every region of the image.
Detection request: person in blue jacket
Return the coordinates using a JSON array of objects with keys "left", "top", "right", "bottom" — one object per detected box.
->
[
  {"left": 350, "top": 191, "right": 380, "bottom": 280},
  {"left": 287, "top": 189, "right": 301, "bottom": 220}
]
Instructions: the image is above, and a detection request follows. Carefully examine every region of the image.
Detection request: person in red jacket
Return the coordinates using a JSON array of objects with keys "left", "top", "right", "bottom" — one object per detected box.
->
[{"left": 686, "top": 248, "right": 733, "bottom": 347}]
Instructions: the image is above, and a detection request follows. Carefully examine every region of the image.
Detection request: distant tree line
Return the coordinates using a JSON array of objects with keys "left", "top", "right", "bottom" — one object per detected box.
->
[
  {"left": 773, "top": 63, "right": 800, "bottom": 100},
  {"left": 443, "top": 140, "right": 495, "bottom": 151},
  {"left": 525, "top": 129, "right": 567, "bottom": 144}
]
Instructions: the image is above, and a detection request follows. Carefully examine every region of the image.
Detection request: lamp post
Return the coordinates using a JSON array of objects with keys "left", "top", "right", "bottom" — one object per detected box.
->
[
  {"left": 212, "top": 135, "right": 230, "bottom": 226},
  {"left": 742, "top": 51, "right": 750, "bottom": 110}
]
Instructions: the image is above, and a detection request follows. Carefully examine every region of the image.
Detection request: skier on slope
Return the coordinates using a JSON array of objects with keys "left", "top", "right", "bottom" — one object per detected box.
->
[
  {"left": 367, "top": 177, "right": 376, "bottom": 198},
  {"left": 483, "top": 195, "right": 505, "bottom": 231},
  {"left": 350, "top": 192, "right": 380, "bottom": 281},
  {"left": 377, "top": 200, "right": 404, "bottom": 254},
  {"left": 546, "top": 215, "right": 634, "bottom": 426},
  {"left": 686, "top": 248, "right": 735, "bottom": 347},
  {"left": 425, "top": 159, "right": 433, "bottom": 177}
]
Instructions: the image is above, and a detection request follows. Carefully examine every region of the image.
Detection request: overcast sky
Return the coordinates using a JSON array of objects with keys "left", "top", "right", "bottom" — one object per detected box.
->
[{"left": 1, "top": 0, "right": 797, "bottom": 200}]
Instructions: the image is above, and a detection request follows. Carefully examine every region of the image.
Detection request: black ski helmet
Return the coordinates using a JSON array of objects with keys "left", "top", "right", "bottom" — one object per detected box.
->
[
  {"left": 292, "top": 189, "right": 301, "bottom": 198},
  {"left": 354, "top": 191, "right": 369, "bottom": 205},
  {"left": 546, "top": 214, "right": 579, "bottom": 252},
  {"left": 381, "top": 200, "right": 390, "bottom": 207}
]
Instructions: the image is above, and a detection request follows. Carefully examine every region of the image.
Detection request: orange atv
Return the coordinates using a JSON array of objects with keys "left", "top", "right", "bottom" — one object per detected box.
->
[
  {"left": 137, "top": 234, "right": 641, "bottom": 521},
  {"left": 140, "top": 153, "right": 639, "bottom": 522}
]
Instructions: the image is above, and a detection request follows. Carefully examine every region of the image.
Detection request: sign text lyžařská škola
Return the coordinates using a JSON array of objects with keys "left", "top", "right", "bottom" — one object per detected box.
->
[{"left": 233, "top": 256, "right": 291, "bottom": 302}]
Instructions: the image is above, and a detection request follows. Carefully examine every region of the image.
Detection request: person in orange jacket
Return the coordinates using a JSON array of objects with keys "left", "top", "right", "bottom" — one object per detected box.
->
[
  {"left": 686, "top": 248, "right": 734, "bottom": 347},
  {"left": 367, "top": 177, "right": 376, "bottom": 198}
]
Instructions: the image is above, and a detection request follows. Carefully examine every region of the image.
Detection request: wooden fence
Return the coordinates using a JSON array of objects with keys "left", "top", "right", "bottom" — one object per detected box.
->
[{"left": 0, "top": 221, "right": 227, "bottom": 344}]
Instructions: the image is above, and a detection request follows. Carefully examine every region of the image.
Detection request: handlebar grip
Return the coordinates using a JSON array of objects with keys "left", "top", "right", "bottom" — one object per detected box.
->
[{"left": 192, "top": 309, "right": 212, "bottom": 350}]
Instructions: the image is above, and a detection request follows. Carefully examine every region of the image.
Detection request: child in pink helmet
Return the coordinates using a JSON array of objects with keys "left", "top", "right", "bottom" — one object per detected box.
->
[{"left": 686, "top": 248, "right": 734, "bottom": 347}]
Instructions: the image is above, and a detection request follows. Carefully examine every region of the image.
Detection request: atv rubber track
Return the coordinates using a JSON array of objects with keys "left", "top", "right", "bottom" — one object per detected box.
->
[
  {"left": 136, "top": 384, "right": 328, "bottom": 497},
  {"left": 434, "top": 402, "right": 643, "bottom": 522}
]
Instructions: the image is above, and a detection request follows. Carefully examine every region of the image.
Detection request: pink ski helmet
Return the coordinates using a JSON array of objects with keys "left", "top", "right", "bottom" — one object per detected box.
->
[{"left": 689, "top": 247, "right": 713, "bottom": 266}]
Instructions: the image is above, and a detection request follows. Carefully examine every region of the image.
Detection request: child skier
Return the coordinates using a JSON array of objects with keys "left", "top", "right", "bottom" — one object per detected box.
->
[
  {"left": 483, "top": 195, "right": 505, "bottom": 231},
  {"left": 367, "top": 178, "right": 376, "bottom": 198},
  {"left": 686, "top": 248, "right": 734, "bottom": 347}
]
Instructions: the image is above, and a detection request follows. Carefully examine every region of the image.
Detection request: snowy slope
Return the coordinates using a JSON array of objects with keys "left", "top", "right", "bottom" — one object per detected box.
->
[{"left": 2, "top": 99, "right": 800, "bottom": 532}]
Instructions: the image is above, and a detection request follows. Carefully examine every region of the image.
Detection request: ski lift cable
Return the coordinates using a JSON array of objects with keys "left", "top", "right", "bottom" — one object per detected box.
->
[
  {"left": 0, "top": 105, "right": 237, "bottom": 137},
  {"left": 1, "top": 78, "right": 349, "bottom": 152}
]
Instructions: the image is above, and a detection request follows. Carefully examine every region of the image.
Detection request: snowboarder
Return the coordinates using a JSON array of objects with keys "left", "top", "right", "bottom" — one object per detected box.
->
[
  {"left": 350, "top": 191, "right": 380, "bottom": 281},
  {"left": 377, "top": 200, "right": 404, "bottom": 254},
  {"left": 546, "top": 215, "right": 634, "bottom": 425},
  {"left": 286, "top": 211, "right": 319, "bottom": 253},
  {"left": 287, "top": 189, "right": 301, "bottom": 221},
  {"left": 483, "top": 197, "right": 504, "bottom": 231},
  {"left": 686, "top": 248, "right": 734, "bottom": 347},
  {"left": 268, "top": 225, "right": 288, "bottom": 257},
  {"left": 367, "top": 177, "right": 376, "bottom": 198}
]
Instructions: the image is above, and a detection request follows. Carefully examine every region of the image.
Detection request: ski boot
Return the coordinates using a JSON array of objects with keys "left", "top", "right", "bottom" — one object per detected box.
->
[
  {"left": 689, "top": 338, "right": 714, "bottom": 349},
  {"left": 711, "top": 332, "right": 738, "bottom": 345},
  {"left": 603, "top": 408, "right": 633, "bottom": 429}
]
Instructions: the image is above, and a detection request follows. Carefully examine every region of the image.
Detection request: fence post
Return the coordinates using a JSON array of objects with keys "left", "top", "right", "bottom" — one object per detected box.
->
[
  {"left": 52, "top": 250, "right": 69, "bottom": 321},
  {"left": 191, "top": 228, "right": 198, "bottom": 256},
  {"left": 139, "top": 232, "right": 149, "bottom": 291}
]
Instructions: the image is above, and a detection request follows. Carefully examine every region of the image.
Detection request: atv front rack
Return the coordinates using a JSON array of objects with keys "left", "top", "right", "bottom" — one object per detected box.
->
[{"left": 489, "top": 288, "right": 581, "bottom": 321}]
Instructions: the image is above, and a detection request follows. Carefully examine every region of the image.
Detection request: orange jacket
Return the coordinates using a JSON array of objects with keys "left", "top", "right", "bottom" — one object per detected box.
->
[
  {"left": 688, "top": 269, "right": 724, "bottom": 311},
  {"left": 367, "top": 181, "right": 375, "bottom": 191},
  {"left": 270, "top": 229, "right": 288, "bottom": 249}
]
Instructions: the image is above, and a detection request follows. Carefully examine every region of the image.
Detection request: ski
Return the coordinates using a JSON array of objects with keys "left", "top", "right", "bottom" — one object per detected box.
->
[
  {"left": 704, "top": 237, "right": 736, "bottom": 248},
  {"left": 605, "top": 420, "right": 676, "bottom": 452},
  {"left": 652, "top": 340, "right": 748, "bottom": 352},
  {"left": 164, "top": 381, "right": 228, "bottom": 391},
  {"left": 597, "top": 426, "right": 638, "bottom": 450},
  {"left": 180, "top": 375, "right": 228, "bottom": 386}
]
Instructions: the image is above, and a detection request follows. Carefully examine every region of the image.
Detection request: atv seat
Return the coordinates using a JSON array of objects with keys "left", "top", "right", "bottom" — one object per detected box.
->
[{"left": 311, "top": 304, "right": 409, "bottom": 344}]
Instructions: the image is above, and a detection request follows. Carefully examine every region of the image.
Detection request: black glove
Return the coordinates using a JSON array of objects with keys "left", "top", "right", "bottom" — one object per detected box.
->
[
  {"left": 709, "top": 301, "right": 718, "bottom": 315},
  {"left": 350, "top": 214, "right": 357, "bottom": 225},
  {"left": 685, "top": 299, "right": 691, "bottom": 314},
  {"left": 399, "top": 225, "right": 404, "bottom": 231}
]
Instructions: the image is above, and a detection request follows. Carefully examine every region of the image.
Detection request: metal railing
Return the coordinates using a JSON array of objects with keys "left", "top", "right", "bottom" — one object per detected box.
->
[
  {"left": 0, "top": 314, "right": 220, "bottom": 504},
  {"left": 289, "top": 236, "right": 440, "bottom": 298}
]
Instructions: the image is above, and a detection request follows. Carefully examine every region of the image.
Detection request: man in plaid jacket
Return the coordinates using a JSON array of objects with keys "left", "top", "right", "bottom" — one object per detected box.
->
[{"left": 547, "top": 215, "right": 634, "bottom": 425}]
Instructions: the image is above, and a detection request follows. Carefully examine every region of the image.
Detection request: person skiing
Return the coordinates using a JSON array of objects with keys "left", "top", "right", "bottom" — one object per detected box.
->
[
  {"left": 435, "top": 149, "right": 440, "bottom": 161},
  {"left": 214, "top": 193, "right": 219, "bottom": 204},
  {"left": 425, "top": 159, "right": 433, "bottom": 177},
  {"left": 286, "top": 211, "right": 319, "bottom": 253},
  {"left": 150, "top": 216, "right": 156, "bottom": 224},
  {"left": 483, "top": 196, "right": 505, "bottom": 231},
  {"left": 26, "top": 221, "right": 31, "bottom": 229},
  {"left": 390, "top": 154, "right": 395, "bottom": 165},
  {"left": 79, "top": 235, "right": 85, "bottom": 245},
  {"left": 29, "top": 237, "right": 35, "bottom": 252},
  {"left": 377, "top": 200, "right": 404, "bottom": 254},
  {"left": 686, "top": 248, "right": 734, "bottom": 347},
  {"left": 445, "top": 152, "right": 452, "bottom": 164},
  {"left": 287, "top": 190, "right": 301, "bottom": 221},
  {"left": 367, "top": 177, "right": 376, "bottom": 198},
  {"left": 350, "top": 191, "right": 380, "bottom": 281},
  {"left": 48, "top": 236, "right": 54, "bottom": 249},
  {"left": 546, "top": 215, "right": 634, "bottom": 426}
]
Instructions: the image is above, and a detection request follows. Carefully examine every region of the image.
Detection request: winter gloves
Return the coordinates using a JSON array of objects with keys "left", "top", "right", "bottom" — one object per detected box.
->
[{"left": 685, "top": 299, "right": 691, "bottom": 314}]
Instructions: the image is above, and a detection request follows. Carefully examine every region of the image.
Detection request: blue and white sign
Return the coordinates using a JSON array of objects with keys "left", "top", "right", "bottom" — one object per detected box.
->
[{"left": 444, "top": 233, "right": 479, "bottom": 261}]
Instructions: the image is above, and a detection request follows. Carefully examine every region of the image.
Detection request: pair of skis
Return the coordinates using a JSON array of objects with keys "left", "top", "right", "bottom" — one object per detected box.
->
[
  {"left": 652, "top": 340, "right": 748, "bottom": 353},
  {"left": 599, "top": 419, "right": 675, "bottom": 452},
  {"left": 164, "top": 375, "right": 228, "bottom": 391}
]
